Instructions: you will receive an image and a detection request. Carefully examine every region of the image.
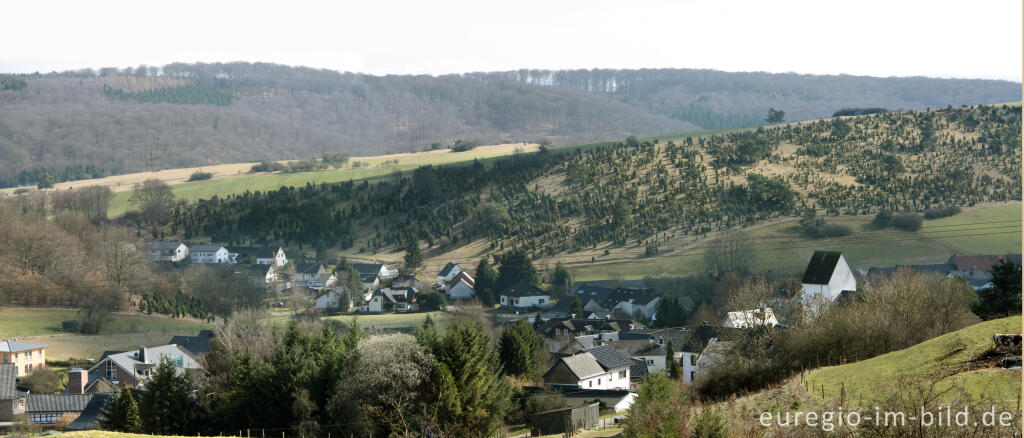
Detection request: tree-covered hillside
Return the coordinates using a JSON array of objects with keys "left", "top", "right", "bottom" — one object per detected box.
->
[
  {"left": 169, "top": 105, "right": 1020, "bottom": 262},
  {"left": 0, "top": 62, "right": 1018, "bottom": 188}
]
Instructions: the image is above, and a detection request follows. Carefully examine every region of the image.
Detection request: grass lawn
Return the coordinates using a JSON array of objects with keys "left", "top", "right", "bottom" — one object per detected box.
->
[
  {"left": 23, "top": 331, "right": 205, "bottom": 362},
  {"left": 921, "top": 202, "right": 1021, "bottom": 254},
  {"left": 108, "top": 144, "right": 541, "bottom": 217},
  {"left": 804, "top": 316, "right": 1022, "bottom": 407},
  {"left": 0, "top": 307, "right": 216, "bottom": 338},
  {"left": 62, "top": 432, "right": 239, "bottom": 438},
  {"left": 568, "top": 202, "right": 1021, "bottom": 281}
]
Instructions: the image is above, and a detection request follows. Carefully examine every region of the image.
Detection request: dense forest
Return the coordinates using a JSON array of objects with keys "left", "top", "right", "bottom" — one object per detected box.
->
[
  {"left": 168, "top": 104, "right": 1021, "bottom": 262},
  {"left": 0, "top": 62, "right": 1018, "bottom": 187}
]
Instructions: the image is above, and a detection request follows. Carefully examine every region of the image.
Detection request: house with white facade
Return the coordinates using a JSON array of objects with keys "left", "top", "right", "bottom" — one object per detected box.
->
[
  {"left": 543, "top": 345, "right": 631, "bottom": 390},
  {"left": 314, "top": 289, "right": 350, "bottom": 312},
  {"left": 189, "top": 244, "right": 230, "bottom": 264},
  {"left": 255, "top": 246, "right": 288, "bottom": 267},
  {"left": 571, "top": 284, "right": 662, "bottom": 319},
  {"left": 446, "top": 271, "right": 476, "bottom": 300},
  {"left": 500, "top": 284, "right": 550, "bottom": 310},
  {"left": 294, "top": 263, "right": 329, "bottom": 287},
  {"left": 800, "top": 251, "right": 857, "bottom": 302},
  {"left": 677, "top": 323, "right": 740, "bottom": 386},
  {"left": 436, "top": 262, "right": 463, "bottom": 290},
  {"left": 360, "top": 287, "right": 418, "bottom": 313},
  {"left": 246, "top": 264, "right": 279, "bottom": 289},
  {"left": 148, "top": 241, "right": 189, "bottom": 262}
]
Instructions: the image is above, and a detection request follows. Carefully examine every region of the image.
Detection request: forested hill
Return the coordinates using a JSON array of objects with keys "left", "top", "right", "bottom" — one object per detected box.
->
[
  {"left": 465, "top": 69, "right": 1021, "bottom": 129},
  {"left": 0, "top": 62, "right": 1018, "bottom": 188},
  {"left": 170, "top": 104, "right": 1020, "bottom": 262}
]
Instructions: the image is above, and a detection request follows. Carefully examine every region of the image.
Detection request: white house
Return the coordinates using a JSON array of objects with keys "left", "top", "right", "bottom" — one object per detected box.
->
[
  {"left": 437, "top": 262, "right": 463, "bottom": 290},
  {"left": 247, "top": 264, "right": 279, "bottom": 289},
  {"left": 500, "top": 284, "right": 551, "bottom": 309},
  {"left": 256, "top": 246, "right": 288, "bottom": 267},
  {"left": 446, "top": 271, "right": 476, "bottom": 300},
  {"left": 800, "top": 251, "right": 856, "bottom": 302},
  {"left": 148, "top": 241, "right": 189, "bottom": 262},
  {"left": 723, "top": 308, "right": 779, "bottom": 329},
  {"left": 189, "top": 244, "right": 230, "bottom": 264},
  {"left": 314, "top": 289, "right": 349, "bottom": 311},
  {"left": 542, "top": 345, "right": 631, "bottom": 390},
  {"left": 294, "top": 263, "right": 329, "bottom": 287}
]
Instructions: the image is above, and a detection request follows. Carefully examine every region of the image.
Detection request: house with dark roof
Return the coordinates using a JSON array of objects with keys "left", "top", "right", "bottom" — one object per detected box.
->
[
  {"left": 436, "top": 262, "right": 463, "bottom": 289},
  {"left": 568, "top": 283, "right": 662, "bottom": 319},
  {"left": 606, "top": 328, "right": 689, "bottom": 375},
  {"left": 678, "top": 323, "right": 740, "bottom": 385},
  {"left": 361, "top": 287, "right": 418, "bottom": 313},
  {"left": 1, "top": 339, "right": 47, "bottom": 376},
  {"left": 543, "top": 345, "right": 632, "bottom": 390},
  {"left": 25, "top": 394, "right": 95, "bottom": 426},
  {"left": 0, "top": 364, "right": 26, "bottom": 422},
  {"left": 800, "top": 250, "right": 857, "bottom": 302},
  {"left": 63, "top": 393, "right": 111, "bottom": 431},
  {"left": 947, "top": 254, "right": 1022, "bottom": 289},
  {"left": 148, "top": 241, "right": 189, "bottom": 262},
  {"left": 245, "top": 264, "right": 280, "bottom": 290},
  {"left": 86, "top": 345, "right": 202, "bottom": 388},
  {"left": 500, "top": 284, "right": 551, "bottom": 310},
  {"left": 189, "top": 244, "right": 230, "bottom": 264},
  {"left": 64, "top": 368, "right": 113, "bottom": 395},
  {"left": 294, "top": 262, "right": 329, "bottom": 287},
  {"left": 255, "top": 246, "right": 288, "bottom": 267},
  {"left": 351, "top": 262, "right": 398, "bottom": 280}
]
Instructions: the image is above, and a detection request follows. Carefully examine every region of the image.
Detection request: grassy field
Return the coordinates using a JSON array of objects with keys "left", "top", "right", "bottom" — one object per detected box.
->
[
  {"left": 321, "top": 310, "right": 452, "bottom": 330},
  {"left": 0, "top": 307, "right": 216, "bottom": 338},
  {"left": 105, "top": 143, "right": 541, "bottom": 217},
  {"left": 921, "top": 202, "right": 1021, "bottom": 254},
  {"left": 804, "top": 316, "right": 1022, "bottom": 406},
  {"left": 563, "top": 202, "right": 1021, "bottom": 281}
]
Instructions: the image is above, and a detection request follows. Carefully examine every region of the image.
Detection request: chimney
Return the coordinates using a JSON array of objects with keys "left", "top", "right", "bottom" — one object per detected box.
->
[
  {"left": 138, "top": 346, "right": 148, "bottom": 363},
  {"left": 67, "top": 368, "right": 87, "bottom": 394}
]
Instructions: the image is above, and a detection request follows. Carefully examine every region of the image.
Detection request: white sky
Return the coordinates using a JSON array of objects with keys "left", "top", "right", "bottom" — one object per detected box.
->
[{"left": 2, "top": 0, "right": 1021, "bottom": 81}]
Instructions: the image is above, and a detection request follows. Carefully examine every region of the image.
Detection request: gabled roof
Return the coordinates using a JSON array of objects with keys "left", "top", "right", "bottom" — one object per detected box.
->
[
  {"left": 26, "top": 394, "right": 94, "bottom": 413},
  {"left": 168, "top": 330, "right": 216, "bottom": 356},
  {"left": 295, "top": 262, "right": 326, "bottom": 275},
  {"left": 560, "top": 354, "right": 605, "bottom": 380},
  {"left": 438, "top": 262, "right": 460, "bottom": 277},
  {"left": 247, "top": 264, "right": 275, "bottom": 275},
  {"left": 680, "top": 324, "right": 737, "bottom": 353},
  {"left": 949, "top": 255, "right": 1002, "bottom": 271},
  {"left": 582, "top": 345, "right": 633, "bottom": 370},
  {"left": 190, "top": 244, "right": 225, "bottom": 253},
  {"left": 0, "top": 364, "right": 17, "bottom": 399},
  {"left": 65, "top": 393, "right": 111, "bottom": 431},
  {"left": 351, "top": 263, "right": 385, "bottom": 274},
  {"left": 572, "top": 283, "right": 660, "bottom": 309},
  {"left": 359, "top": 273, "right": 379, "bottom": 283},
  {"left": 375, "top": 287, "right": 417, "bottom": 303},
  {"left": 502, "top": 283, "right": 548, "bottom": 298},
  {"left": 0, "top": 339, "right": 46, "bottom": 352},
  {"left": 90, "top": 345, "right": 202, "bottom": 378},
  {"left": 629, "top": 358, "right": 648, "bottom": 381},
  {"left": 448, "top": 271, "right": 475, "bottom": 288},
  {"left": 802, "top": 250, "right": 844, "bottom": 285},
  {"left": 256, "top": 246, "right": 283, "bottom": 258},
  {"left": 148, "top": 241, "right": 185, "bottom": 250}
]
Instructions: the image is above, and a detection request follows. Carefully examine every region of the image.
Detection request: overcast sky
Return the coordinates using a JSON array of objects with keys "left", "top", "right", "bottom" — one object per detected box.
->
[{"left": 3, "top": 0, "right": 1020, "bottom": 81}]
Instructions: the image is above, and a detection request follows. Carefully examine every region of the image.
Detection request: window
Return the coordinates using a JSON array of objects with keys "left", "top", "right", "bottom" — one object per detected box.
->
[
  {"left": 597, "top": 378, "right": 601, "bottom": 385},
  {"left": 690, "top": 371, "right": 696, "bottom": 382},
  {"left": 588, "top": 380, "right": 592, "bottom": 388},
  {"left": 690, "top": 355, "right": 696, "bottom": 366},
  {"left": 25, "top": 364, "right": 32, "bottom": 373},
  {"left": 30, "top": 414, "right": 58, "bottom": 424},
  {"left": 647, "top": 359, "right": 654, "bottom": 365},
  {"left": 619, "top": 370, "right": 627, "bottom": 379},
  {"left": 106, "top": 360, "right": 119, "bottom": 383},
  {"left": 538, "top": 298, "right": 545, "bottom": 304}
]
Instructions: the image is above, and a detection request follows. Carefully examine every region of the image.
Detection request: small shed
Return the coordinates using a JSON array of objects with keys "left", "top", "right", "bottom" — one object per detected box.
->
[{"left": 529, "top": 402, "right": 599, "bottom": 437}]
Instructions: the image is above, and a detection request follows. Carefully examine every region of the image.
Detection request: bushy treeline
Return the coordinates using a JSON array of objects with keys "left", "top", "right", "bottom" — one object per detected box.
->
[
  {"left": 103, "top": 84, "right": 235, "bottom": 106},
  {"left": 692, "top": 271, "right": 978, "bottom": 399},
  {"left": 100, "top": 315, "right": 533, "bottom": 438},
  {"left": 832, "top": 107, "right": 888, "bottom": 117},
  {"left": 0, "top": 76, "right": 26, "bottom": 91},
  {"left": 0, "top": 164, "right": 123, "bottom": 189},
  {"left": 172, "top": 105, "right": 1018, "bottom": 264},
  {"left": 140, "top": 291, "right": 212, "bottom": 321}
]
